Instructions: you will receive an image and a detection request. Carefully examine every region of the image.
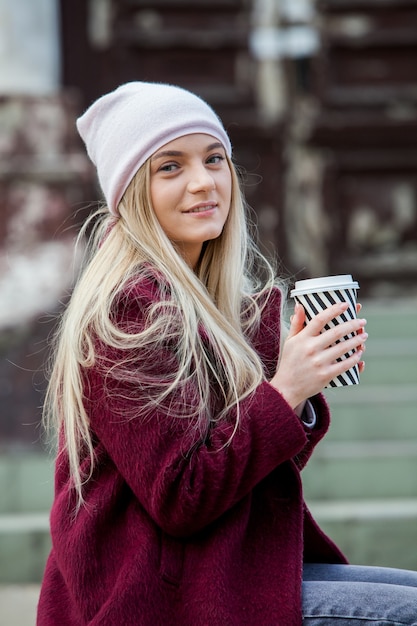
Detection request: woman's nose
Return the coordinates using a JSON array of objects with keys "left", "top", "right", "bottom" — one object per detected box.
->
[{"left": 187, "top": 165, "right": 216, "bottom": 193}]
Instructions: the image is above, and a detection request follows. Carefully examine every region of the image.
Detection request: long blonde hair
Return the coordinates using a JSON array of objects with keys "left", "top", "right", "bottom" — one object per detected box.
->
[{"left": 44, "top": 155, "right": 284, "bottom": 508}]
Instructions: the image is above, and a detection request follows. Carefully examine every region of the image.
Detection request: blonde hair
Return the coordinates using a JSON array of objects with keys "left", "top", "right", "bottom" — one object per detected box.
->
[{"left": 43, "top": 155, "right": 285, "bottom": 508}]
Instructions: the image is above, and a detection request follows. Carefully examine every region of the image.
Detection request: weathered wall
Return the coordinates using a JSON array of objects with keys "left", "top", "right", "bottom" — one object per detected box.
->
[
  {"left": 283, "top": 0, "right": 417, "bottom": 295},
  {"left": 1, "top": 0, "right": 417, "bottom": 450},
  {"left": 0, "top": 93, "right": 95, "bottom": 448}
]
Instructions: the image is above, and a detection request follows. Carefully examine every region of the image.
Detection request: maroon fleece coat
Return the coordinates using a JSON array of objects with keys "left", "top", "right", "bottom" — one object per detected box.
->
[{"left": 37, "top": 281, "right": 346, "bottom": 626}]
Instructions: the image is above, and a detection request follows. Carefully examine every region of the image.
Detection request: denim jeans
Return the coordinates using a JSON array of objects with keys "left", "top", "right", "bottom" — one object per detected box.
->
[{"left": 302, "top": 563, "right": 417, "bottom": 625}]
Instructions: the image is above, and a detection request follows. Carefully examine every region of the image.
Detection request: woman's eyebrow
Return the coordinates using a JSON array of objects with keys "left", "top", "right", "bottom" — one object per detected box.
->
[
  {"left": 151, "top": 142, "right": 225, "bottom": 162},
  {"left": 206, "top": 142, "right": 224, "bottom": 151},
  {"left": 151, "top": 150, "right": 183, "bottom": 161}
]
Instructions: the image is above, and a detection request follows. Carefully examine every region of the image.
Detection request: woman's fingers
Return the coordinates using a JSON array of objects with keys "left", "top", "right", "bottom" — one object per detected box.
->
[
  {"left": 324, "top": 332, "right": 368, "bottom": 364},
  {"left": 292, "top": 302, "right": 366, "bottom": 340},
  {"left": 311, "top": 305, "right": 367, "bottom": 370},
  {"left": 316, "top": 318, "right": 367, "bottom": 351},
  {"left": 301, "top": 302, "right": 367, "bottom": 345},
  {"left": 302, "top": 302, "right": 349, "bottom": 336},
  {"left": 315, "top": 350, "right": 364, "bottom": 387},
  {"left": 288, "top": 302, "right": 306, "bottom": 338},
  {"left": 272, "top": 300, "right": 367, "bottom": 408},
  {"left": 356, "top": 302, "right": 365, "bottom": 336}
]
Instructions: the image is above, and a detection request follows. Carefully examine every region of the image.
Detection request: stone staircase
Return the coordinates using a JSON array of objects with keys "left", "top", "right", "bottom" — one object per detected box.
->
[
  {"left": 0, "top": 92, "right": 93, "bottom": 624},
  {"left": 0, "top": 298, "right": 416, "bottom": 623},
  {"left": 303, "top": 297, "right": 417, "bottom": 570},
  {"left": 0, "top": 454, "right": 51, "bottom": 624},
  {"left": 0, "top": 454, "right": 52, "bottom": 585}
]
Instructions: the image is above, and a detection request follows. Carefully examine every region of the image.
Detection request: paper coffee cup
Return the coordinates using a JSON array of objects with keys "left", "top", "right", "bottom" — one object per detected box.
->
[{"left": 290, "top": 275, "right": 360, "bottom": 388}]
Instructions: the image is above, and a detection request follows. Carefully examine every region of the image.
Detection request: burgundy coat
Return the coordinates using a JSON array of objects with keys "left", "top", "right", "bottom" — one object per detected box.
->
[{"left": 37, "top": 281, "right": 346, "bottom": 626}]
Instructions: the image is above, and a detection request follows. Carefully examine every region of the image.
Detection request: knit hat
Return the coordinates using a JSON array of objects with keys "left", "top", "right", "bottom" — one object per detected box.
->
[{"left": 76, "top": 81, "right": 232, "bottom": 215}]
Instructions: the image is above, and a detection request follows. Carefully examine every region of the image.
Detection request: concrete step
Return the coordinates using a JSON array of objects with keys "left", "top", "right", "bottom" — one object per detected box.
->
[
  {"left": 1, "top": 502, "right": 416, "bottom": 624},
  {"left": 360, "top": 339, "right": 417, "bottom": 385},
  {"left": 1, "top": 298, "right": 415, "bottom": 586},
  {"left": 0, "top": 585, "right": 40, "bottom": 626},
  {"left": 361, "top": 300, "right": 417, "bottom": 339},
  {"left": 303, "top": 440, "right": 417, "bottom": 500},
  {"left": 0, "top": 454, "right": 53, "bottom": 515},
  {"left": 323, "top": 384, "right": 417, "bottom": 441},
  {"left": 1, "top": 499, "right": 416, "bottom": 584},
  {"left": 0, "top": 513, "right": 50, "bottom": 584},
  {"left": 308, "top": 498, "right": 417, "bottom": 571},
  {"left": 12, "top": 420, "right": 412, "bottom": 511}
]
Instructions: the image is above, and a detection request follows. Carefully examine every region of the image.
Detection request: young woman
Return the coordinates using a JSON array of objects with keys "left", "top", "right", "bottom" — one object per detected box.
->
[{"left": 37, "top": 82, "right": 417, "bottom": 625}]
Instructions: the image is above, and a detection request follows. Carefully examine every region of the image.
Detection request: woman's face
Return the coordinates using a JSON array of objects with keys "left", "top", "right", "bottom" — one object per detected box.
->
[{"left": 149, "top": 133, "right": 232, "bottom": 268}]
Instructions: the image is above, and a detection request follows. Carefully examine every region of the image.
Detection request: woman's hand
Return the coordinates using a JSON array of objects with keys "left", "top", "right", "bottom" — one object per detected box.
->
[{"left": 270, "top": 302, "right": 367, "bottom": 410}]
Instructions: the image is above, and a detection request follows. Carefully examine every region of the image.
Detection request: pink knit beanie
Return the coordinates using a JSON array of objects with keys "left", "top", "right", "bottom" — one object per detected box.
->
[{"left": 76, "top": 81, "right": 232, "bottom": 215}]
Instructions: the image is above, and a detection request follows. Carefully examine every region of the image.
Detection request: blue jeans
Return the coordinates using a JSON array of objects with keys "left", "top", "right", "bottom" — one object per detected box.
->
[{"left": 302, "top": 563, "right": 417, "bottom": 625}]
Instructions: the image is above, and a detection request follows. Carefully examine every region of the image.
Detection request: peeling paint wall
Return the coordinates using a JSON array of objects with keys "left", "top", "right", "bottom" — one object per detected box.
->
[
  {"left": 0, "top": 93, "right": 95, "bottom": 447},
  {"left": 0, "top": 0, "right": 60, "bottom": 95}
]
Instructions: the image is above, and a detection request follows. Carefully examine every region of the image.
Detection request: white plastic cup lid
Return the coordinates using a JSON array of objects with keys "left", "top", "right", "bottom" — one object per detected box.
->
[{"left": 290, "top": 274, "right": 359, "bottom": 297}]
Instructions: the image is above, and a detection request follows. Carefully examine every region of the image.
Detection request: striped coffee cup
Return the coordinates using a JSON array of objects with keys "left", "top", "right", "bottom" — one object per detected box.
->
[{"left": 290, "top": 275, "right": 360, "bottom": 387}]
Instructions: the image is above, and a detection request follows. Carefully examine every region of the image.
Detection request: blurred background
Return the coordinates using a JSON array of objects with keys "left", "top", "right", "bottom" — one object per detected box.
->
[{"left": 0, "top": 0, "right": 416, "bottom": 622}]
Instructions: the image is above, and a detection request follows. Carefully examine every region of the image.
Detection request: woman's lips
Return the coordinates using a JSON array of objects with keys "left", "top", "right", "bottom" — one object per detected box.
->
[{"left": 183, "top": 203, "right": 217, "bottom": 214}]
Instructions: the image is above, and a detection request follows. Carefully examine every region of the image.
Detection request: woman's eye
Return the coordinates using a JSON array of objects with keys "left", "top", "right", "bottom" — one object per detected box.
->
[
  {"left": 159, "top": 163, "right": 178, "bottom": 172},
  {"left": 207, "top": 154, "right": 224, "bottom": 165}
]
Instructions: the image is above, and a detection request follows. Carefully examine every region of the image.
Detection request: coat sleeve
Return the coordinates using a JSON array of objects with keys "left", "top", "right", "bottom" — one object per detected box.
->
[{"left": 85, "top": 283, "right": 329, "bottom": 537}]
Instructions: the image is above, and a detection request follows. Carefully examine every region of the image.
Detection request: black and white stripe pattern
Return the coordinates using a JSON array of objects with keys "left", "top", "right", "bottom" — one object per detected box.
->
[{"left": 293, "top": 288, "right": 360, "bottom": 387}]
